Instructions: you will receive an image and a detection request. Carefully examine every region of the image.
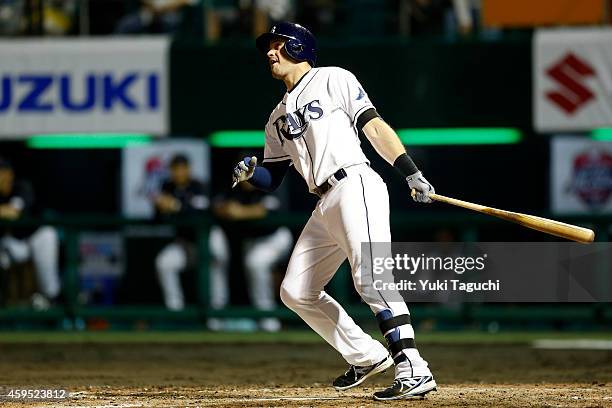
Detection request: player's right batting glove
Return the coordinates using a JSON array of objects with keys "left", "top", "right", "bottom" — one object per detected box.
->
[
  {"left": 406, "top": 171, "right": 435, "bottom": 203},
  {"left": 232, "top": 156, "right": 258, "bottom": 188}
]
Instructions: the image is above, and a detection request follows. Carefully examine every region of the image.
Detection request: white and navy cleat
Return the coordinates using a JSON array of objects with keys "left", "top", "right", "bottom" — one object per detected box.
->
[
  {"left": 373, "top": 375, "right": 437, "bottom": 401},
  {"left": 333, "top": 355, "right": 394, "bottom": 391}
]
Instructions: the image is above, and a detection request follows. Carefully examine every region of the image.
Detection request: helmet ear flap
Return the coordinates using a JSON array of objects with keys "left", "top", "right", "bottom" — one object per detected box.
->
[
  {"left": 279, "top": 44, "right": 295, "bottom": 62},
  {"left": 284, "top": 39, "right": 304, "bottom": 62}
]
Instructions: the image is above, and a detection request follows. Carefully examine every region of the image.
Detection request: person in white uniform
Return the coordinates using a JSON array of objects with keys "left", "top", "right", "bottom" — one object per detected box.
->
[
  {"left": 209, "top": 179, "right": 293, "bottom": 332},
  {"left": 232, "top": 22, "right": 437, "bottom": 400}
]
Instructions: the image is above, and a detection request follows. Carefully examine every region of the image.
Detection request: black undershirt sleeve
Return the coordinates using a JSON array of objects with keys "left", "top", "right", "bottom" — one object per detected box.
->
[
  {"left": 250, "top": 159, "right": 291, "bottom": 192},
  {"left": 356, "top": 108, "right": 380, "bottom": 132}
]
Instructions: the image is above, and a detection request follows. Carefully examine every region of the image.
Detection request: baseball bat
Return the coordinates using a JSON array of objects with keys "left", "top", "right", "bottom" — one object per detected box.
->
[{"left": 422, "top": 192, "right": 595, "bottom": 243}]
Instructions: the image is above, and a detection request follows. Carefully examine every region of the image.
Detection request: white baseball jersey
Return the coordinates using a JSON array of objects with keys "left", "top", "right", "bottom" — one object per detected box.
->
[{"left": 263, "top": 67, "right": 375, "bottom": 193}]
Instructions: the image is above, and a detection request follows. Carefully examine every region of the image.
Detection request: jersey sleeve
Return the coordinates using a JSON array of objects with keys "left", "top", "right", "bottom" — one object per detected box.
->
[
  {"left": 263, "top": 125, "right": 291, "bottom": 163},
  {"left": 331, "top": 69, "right": 376, "bottom": 127}
]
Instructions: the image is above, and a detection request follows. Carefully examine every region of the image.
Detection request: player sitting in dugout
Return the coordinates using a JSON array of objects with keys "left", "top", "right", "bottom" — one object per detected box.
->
[
  {"left": 0, "top": 157, "right": 61, "bottom": 309},
  {"left": 153, "top": 153, "right": 208, "bottom": 311},
  {"left": 209, "top": 162, "right": 293, "bottom": 332}
]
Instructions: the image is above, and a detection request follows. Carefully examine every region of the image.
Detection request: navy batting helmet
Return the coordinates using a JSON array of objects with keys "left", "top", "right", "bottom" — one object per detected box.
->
[{"left": 256, "top": 22, "right": 317, "bottom": 67}]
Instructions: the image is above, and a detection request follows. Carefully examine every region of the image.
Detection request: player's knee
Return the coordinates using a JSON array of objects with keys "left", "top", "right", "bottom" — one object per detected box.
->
[
  {"left": 1, "top": 238, "right": 29, "bottom": 264},
  {"left": 279, "top": 283, "right": 300, "bottom": 309},
  {"left": 156, "top": 253, "right": 175, "bottom": 273},
  {"left": 156, "top": 246, "right": 185, "bottom": 273},
  {"left": 273, "top": 227, "right": 294, "bottom": 253},
  {"left": 30, "top": 226, "right": 58, "bottom": 248},
  {"left": 280, "top": 282, "right": 318, "bottom": 309},
  {"left": 245, "top": 248, "right": 272, "bottom": 271}
]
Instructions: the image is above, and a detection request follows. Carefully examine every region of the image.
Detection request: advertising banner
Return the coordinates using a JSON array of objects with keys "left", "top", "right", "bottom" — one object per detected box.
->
[
  {"left": 0, "top": 37, "right": 169, "bottom": 137},
  {"left": 121, "top": 139, "right": 210, "bottom": 218},
  {"left": 534, "top": 28, "right": 612, "bottom": 132},
  {"left": 78, "top": 232, "right": 124, "bottom": 306},
  {"left": 551, "top": 136, "right": 612, "bottom": 214}
]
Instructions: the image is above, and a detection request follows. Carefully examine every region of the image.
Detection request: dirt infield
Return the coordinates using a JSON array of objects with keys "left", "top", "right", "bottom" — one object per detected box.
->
[{"left": 0, "top": 334, "right": 611, "bottom": 407}]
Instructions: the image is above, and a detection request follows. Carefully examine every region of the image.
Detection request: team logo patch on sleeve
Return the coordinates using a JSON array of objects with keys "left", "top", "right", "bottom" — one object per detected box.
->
[{"left": 356, "top": 87, "right": 366, "bottom": 101}]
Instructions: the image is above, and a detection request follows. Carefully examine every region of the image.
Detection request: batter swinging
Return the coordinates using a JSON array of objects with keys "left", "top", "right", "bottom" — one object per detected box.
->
[{"left": 232, "top": 22, "right": 437, "bottom": 400}]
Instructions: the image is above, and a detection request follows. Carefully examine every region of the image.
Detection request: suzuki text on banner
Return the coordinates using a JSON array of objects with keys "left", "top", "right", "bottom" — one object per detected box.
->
[{"left": 0, "top": 38, "right": 169, "bottom": 137}]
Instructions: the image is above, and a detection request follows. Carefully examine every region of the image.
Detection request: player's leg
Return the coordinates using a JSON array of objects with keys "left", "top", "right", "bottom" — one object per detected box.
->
[
  {"left": 207, "top": 226, "right": 230, "bottom": 330},
  {"left": 244, "top": 227, "right": 293, "bottom": 332},
  {"left": 208, "top": 226, "right": 230, "bottom": 310},
  {"left": 1, "top": 235, "right": 30, "bottom": 264},
  {"left": 155, "top": 242, "right": 187, "bottom": 310},
  {"left": 324, "top": 167, "right": 435, "bottom": 398},
  {"left": 280, "top": 209, "right": 389, "bottom": 368},
  {"left": 245, "top": 227, "right": 292, "bottom": 310},
  {"left": 28, "top": 226, "right": 61, "bottom": 300},
  {"left": 0, "top": 235, "right": 31, "bottom": 303}
]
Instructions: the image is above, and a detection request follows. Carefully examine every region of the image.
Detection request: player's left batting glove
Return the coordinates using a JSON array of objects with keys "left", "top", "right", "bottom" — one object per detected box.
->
[
  {"left": 406, "top": 171, "right": 435, "bottom": 203},
  {"left": 232, "top": 156, "right": 257, "bottom": 188}
]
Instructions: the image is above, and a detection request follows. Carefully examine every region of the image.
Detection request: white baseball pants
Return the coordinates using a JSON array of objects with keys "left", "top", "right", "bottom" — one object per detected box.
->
[
  {"left": 156, "top": 226, "right": 293, "bottom": 312},
  {"left": 1, "top": 226, "right": 61, "bottom": 299},
  {"left": 280, "top": 164, "right": 431, "bottom": 378},
  {"left": 208, "top": 225, "right": 293, "bottom": 311}
]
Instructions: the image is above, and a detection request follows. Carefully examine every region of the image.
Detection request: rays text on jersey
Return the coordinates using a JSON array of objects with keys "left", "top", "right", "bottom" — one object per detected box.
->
[{"left": 273, "top": 100, "right": 323, "bottom": 143}]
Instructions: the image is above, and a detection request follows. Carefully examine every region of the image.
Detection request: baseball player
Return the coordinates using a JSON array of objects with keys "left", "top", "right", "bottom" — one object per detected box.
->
[
  {"left": 233, "top": 22, "right": 436, "bottom": 400},
  {"left": 210, "top": 179, "right": 293, "bottom": 332},
  {"left": 154, "top": 154, "right": 208, "bottom": 310},
  {"left": 0, "top": 157, "right": 61, "bottom": 308}
]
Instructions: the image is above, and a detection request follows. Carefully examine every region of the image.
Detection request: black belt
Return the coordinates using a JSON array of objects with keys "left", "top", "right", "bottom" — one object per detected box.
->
[{"left": 313, "top": 168, "right": 347, "bottom": 197}]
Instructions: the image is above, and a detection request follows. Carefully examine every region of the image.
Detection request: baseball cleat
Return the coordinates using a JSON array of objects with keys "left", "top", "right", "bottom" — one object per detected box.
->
[
  {"left": 373, "top": 376, "right": 437, "bottom": 400},
  {"left": 333, "top": 355, "right": 394, "bottom": 391}
]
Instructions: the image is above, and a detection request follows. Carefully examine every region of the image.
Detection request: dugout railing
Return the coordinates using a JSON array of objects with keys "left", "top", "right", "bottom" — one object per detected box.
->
[{"left": 0, "top": 213, "right": 610, "bottom": 329}]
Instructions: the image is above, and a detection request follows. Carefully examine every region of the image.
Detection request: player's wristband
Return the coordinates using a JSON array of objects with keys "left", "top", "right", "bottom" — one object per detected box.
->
[{"left": 393, "top": 153, "right": 419, "bottom": 179}]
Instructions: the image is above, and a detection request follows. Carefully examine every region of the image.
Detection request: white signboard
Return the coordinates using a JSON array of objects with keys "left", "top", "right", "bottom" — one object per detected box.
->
[
  {"left": 79, "top": 232, "right": 124, "bottom": 278},
  {"left": 0, "top": 37, "right": 169, "bottom": 137},
  {"left": 122, "top": 139, "right": 210, "bottom": 218},
  {"left": 535, "top": 28, "right": 612, "bottom": 132},
  {"left": 551, "top": 136, "right": 612, "bottom": 215}
]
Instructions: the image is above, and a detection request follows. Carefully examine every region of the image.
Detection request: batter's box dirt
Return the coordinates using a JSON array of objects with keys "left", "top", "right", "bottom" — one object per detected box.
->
[
  {"left": 2, "top": 384, "right": 612, "bottom": 407},
  {"left": 0, "top": 339, "right": 610, "bottom": 407}
]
